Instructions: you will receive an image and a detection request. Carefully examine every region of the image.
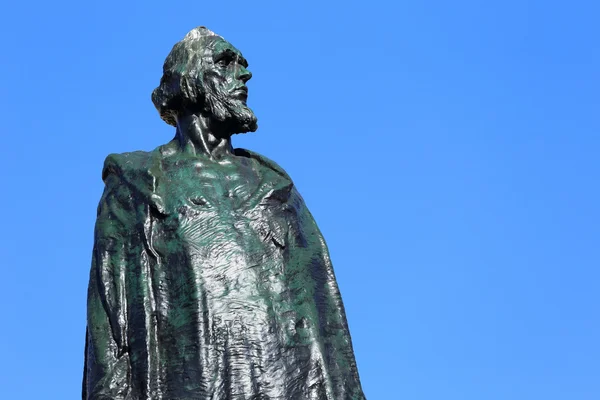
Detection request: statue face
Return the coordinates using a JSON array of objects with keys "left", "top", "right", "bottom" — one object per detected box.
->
[{"left": 197, "top": 37, "right": 258, "bottom": 134}]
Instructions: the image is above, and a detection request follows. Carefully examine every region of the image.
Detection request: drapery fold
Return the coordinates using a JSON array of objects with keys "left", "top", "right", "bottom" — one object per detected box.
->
[{"left": 83, "top": 145, "right": 365, "bottom": 400}]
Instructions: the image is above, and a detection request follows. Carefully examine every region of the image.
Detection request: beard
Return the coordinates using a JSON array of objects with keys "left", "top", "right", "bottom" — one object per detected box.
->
[{"left": 203, "top": 88, "right": 258, "bottom": 135}]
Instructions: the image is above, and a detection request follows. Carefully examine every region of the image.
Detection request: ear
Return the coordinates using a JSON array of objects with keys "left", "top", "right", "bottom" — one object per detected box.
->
[
  {"left": 180, "top": 74, "right": 206, "bottom": 108},
  {"left": 180, "top": 75, "right": 196, "bottom": 101}
]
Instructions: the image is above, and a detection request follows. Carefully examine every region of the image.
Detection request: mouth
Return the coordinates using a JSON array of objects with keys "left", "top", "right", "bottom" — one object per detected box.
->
[{"left": 232, "top": 86, "right": 248, "bottom": 100}]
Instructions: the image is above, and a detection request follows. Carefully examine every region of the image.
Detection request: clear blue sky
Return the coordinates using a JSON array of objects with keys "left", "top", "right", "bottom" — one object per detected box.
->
[{"left": 0, "top": 1, "right": 598, "bottom": 399}]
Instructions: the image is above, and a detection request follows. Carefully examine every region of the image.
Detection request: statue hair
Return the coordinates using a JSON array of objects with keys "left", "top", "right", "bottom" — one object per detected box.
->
[{"left": 151, "top": 26, "right": 221, "bottom": 126}]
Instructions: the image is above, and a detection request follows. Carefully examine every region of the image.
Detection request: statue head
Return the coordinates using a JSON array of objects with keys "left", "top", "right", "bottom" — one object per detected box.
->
[{"left": 152, "top": 27, "right": 257, "bottom": 135}]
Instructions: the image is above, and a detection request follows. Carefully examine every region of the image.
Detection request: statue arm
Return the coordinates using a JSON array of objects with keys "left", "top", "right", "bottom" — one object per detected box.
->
[{"left": 83, "top": 164, "right": 134, "bottom": 400}]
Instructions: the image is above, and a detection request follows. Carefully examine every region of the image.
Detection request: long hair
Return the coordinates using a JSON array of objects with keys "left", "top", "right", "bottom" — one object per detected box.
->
[{"left": 151, "top": 27, "right": 221, "bottom": 126}]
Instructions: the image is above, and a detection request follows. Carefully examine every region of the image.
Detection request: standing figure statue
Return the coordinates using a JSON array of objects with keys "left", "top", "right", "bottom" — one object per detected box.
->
[{"left": 83, "top": 26, "right": 366, "bottom": 400}]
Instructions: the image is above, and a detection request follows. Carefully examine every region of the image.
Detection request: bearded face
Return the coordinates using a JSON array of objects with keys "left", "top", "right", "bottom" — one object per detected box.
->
[
  {"left": 197, "top": 38, "right": 258, "bottom": 136},
  {"left": 152, "top": 31, "right": 259, "bottom": 134}
]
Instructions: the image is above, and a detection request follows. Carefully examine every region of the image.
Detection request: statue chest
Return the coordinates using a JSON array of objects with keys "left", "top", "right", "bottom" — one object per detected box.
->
[
  {"left": 149, "top": 155, "right": 294, "bottom": 300},
  {"left": 160, "top": 156, "right": 279, "bottom": 210},
  {"left": 153, "top": 155, "right": 294, "bottom": 253}
]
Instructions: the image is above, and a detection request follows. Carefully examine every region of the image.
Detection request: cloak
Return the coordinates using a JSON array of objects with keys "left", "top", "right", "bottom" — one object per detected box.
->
[{"left": 83, "top": 143, "right": 365, "bottom": 400}]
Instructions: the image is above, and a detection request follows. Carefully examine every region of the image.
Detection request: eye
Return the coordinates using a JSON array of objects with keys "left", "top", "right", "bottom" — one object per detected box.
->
[{"left": 216, "top": 57, "right": 232, "bottom": 68}]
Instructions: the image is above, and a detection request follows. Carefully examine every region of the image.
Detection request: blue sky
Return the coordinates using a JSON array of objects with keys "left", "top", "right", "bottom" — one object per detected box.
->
[{"left": 1, "top": 1, "right": 599, "bottom": 398}]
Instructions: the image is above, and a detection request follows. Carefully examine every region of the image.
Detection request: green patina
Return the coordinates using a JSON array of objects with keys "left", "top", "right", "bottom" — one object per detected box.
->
[{"left": 83, "top": 26, "right": 365, "bottom": 400}]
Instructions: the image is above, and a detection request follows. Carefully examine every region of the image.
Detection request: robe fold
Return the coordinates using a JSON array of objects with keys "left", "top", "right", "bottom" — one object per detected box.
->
[{"left": 83, "top": 144, "right": 365, "bottom": 400}]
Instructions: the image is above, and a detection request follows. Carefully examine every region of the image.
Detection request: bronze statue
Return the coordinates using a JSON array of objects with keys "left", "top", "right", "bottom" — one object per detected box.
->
[{"left": 83, "top": 26, "right": 366, "bottom": 400}]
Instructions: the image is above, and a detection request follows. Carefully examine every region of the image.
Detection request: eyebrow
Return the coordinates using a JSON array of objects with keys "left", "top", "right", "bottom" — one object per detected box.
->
[{"left": 214, "top": 48, "right": 249, "bottom": 68}]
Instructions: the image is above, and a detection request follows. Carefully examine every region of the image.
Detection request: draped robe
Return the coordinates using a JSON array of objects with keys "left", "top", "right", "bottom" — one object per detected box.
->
[{"left": 83, "top": 142, "right": 366, "bottom": 400}]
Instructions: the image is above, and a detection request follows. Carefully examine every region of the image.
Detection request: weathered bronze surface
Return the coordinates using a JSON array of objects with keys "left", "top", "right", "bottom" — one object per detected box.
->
[{"left": 83, "top": 26, "right": 366, "bottom": 400}]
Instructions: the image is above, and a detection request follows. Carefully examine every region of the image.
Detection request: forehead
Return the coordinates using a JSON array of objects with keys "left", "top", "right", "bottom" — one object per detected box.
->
[{"left": 198, "top": 37, "right": 243, "bottom": 58}]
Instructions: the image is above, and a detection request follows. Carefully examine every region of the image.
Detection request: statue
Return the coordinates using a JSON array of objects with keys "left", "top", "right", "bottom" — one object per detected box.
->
[{"left": 83, "top": 26, "right": 366, "bottom": 400}]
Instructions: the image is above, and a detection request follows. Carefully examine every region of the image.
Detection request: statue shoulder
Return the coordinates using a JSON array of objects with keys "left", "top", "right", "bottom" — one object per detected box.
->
[
  {"left": 234, "top": 148, "right": 293, "bottom": 182},
  {"left": 101, "top": 150, "right": 155, "bottom": 182},
  {"left": 100, "top": 149, "right": 166, "bottom": 214}
]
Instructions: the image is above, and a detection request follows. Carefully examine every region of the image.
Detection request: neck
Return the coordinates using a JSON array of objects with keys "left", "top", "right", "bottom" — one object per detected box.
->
[{"left": 174, "top": 113, "right": 234, "bottom": 159}]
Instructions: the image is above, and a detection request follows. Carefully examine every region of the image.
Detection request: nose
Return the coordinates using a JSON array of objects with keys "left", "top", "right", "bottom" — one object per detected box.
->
[{"left": 237, "top": 65, "right": 252, "bottom": 83}]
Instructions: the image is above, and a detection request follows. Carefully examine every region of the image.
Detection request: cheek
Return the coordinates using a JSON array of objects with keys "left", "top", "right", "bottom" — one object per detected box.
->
[{"left": 204, "top": 70, "right": 230, "bottom": 92}]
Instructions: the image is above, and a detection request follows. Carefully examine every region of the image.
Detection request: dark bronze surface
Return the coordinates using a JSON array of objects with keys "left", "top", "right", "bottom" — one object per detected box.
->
[{"left": 83, "top": 27, "right": 365, "bottom": 400}]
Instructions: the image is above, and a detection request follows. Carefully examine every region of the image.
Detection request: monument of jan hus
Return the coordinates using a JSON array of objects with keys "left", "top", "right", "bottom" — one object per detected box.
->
[{"left": 82, "top": 26, "right": 366, "bottom": 400}]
